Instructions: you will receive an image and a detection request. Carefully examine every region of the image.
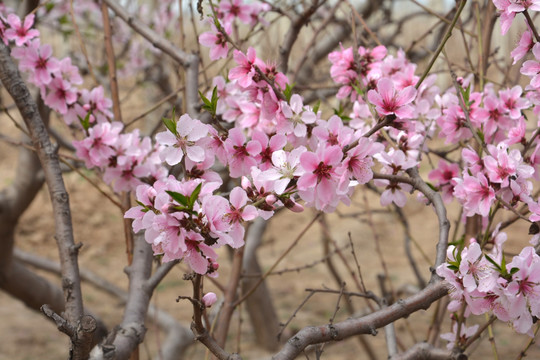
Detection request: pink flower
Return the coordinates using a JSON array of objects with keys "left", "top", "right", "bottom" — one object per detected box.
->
[
  {"left": 202, "top": 292, "right": 218, "bottom": 307},
  {"left": 229, "top": 47, "right": 259, "bottom": 88},
  {"left": 453, "top": 172, "right": 495, "bottom": 217},
  {"left": 511, "top": 29, "right": 534, "bottom": 64},
  {"left": 183, "top": 232, "right": 219, "bottom": 274},
  {"left": 251, "top": 130, "right": 287, "bottom": 171},
  {"left": 260, "top": 146, "right": 306, "bottom": 194},
  {"left": 441, "top": 323, "right": 479, "bottom": 350},
  {"left": 199, "top": 23, "right": 231, "bottom": 60},
  {"left": 367, "top": 78, "right": 417, "bottom": 119},
  {"left": 19, "top": 41, "right": 59, "bottom": 85},
  {"left": 43, "top": 78, "right": 77, "bottom": 114},
  {"left": 4, "top": 14, "right": 39, "bottom": 46},
  {"left": 436, "top": 104, "right": 472, "bottom": 144},
  {"left": 155, "top": 114, "right": 209, "bottom": 166},
  {"left": 224, "top": 187, "right": 258, "bottom": 247},
  {"left": 521, "top": 43, "right": 540, "bottom": 88},
  {"left": 312, "top": 115, "right": 354, "bottom": 148},
  {"left": 80, "top": 86, "right": 113, "bottom": 123},
  {"left": 279, "top": 94, "right": 317, "bottom": 137},
  {"left": 297, "top": 145, "right": 343, "bottom": 211},
  {"left": 224, "top": 127, "right": 262, "bottom": 178},
  {"left": 339, "top": 138, "right": 383, "bottom": 192},
  {"left": 218, "top": 0, "right": 252, "bottom": 25},
  {"left": 499, "top": 86, "right": 529, "bottom": 119},
  {"left": 428, "top": 160, "right": 460, "bottom": 203}
]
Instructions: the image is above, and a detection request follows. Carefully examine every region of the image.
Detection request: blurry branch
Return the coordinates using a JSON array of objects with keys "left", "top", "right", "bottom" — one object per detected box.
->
[
  {"left": 101, "top": 0, "right": 200, "bottom": 117},
  {"left": 278, "top": 0, "right": 324, "bottom": 74},
  {"left": 241, "top": 218, "right": 281, "bottom": 351},
  {"left": 0, "top": 41, "right": 94, "bottom": 358},
  {"left": 415, "top": 0, "right": 467, "bottom": 90},
  {"left": 14, "top": 248, "right": 193, "bottom": 360},
  {"left": 389, "top": 342, "right": 457, "bottom": 360},
  {"left": 292, "top": 0, "right": 344, "bottom": 82},
  {"left": 101, "top": 1, "right": 122, "bottom": 123},
  {"left": 213, "top": 247, "right": 245, "bottom": 349},
  {"left": 392, "top": 205, "right": 427, "bottom": 288},
  {"left": 70, "top": 0, "right": 98, "bottom": 85},
  {"left": 48, "top": 126, "right": 76, "bottom": 152},
  {"left": 96, "top": 233, "right": 152, "bottom": 360}
]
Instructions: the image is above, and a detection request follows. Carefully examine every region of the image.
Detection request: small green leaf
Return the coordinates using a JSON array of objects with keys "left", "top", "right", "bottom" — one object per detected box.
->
[
  {"left": 510, "top": 267, "right": 519, "bottom": 275},
  {"left": 78, "top": 111, "right": 91, "bottom": 132},
  {"left": 162, "top": 108, "right": 177, "bottom": 135},
  {"left": 45, "top": 3, "right": 56, "bottom": 12},
  {"left": 189, "top": 183, "right": 203, "bottom": 208},
  {"left": 313, "top": 100, "right": 321, "bottom": 114},
  {"left": 477, "top": 130, "right": 485, "bottom": 143},
  {"left": 460, "top": 84, "right": 471, "bottom": 106},
  {"left": 166, "top": 190, "right": 189, "bottom": 207},
  {"left": 447, "top": 264, "right": 459, "bottom": 271},
  {"left": 199, "top": 89, "right": 218, "bottom": 116},
  {"left": 283, "top": 83, "right": 295, "bottom": 102},
  {"left": 211, "top": 86, "right": 218, "bottom": 108},
  {"left": 425, "top": 182, "right": 438, "bottom": 192},
  {"left": 485, "top": 254, "right": 502, "bottom": 272}
]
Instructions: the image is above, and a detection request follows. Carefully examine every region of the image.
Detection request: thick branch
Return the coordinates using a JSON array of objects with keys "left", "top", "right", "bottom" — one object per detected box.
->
[
  {"left": 272, "top": 281, "right": 449, "bottom": 360},
  {"left": 104, "top": 232, "right": 153, "bottom": 360},
  {"left": 0, "top": 40, "right": 84, "bottom": 329}
]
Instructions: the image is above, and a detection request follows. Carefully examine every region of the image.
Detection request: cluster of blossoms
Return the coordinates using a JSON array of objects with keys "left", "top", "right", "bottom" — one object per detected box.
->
[
  {"left": 6, "top": 3, "right": 540, "bottom": 344},
  {"left": 434, "top": 1, "right": 540, "bottom": 343},
  {"left": 437, "top": 232, "right": 540, "bottom": 335},
  {"left": 198, "top": 0, "right": 270, "bottom": 60},
  {"left": 0, "top": 6, "right": 168, "bottom": 193}
]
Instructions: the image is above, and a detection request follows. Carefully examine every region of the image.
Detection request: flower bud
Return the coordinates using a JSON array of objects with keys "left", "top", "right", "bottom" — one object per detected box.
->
[
  {"left": 241, "top": 176, "right": 251, "bottom": 190},
  {"left": 284, "top": 198, "right": 304, "bottom": 213},
  {"left": 202, "top": 292, "right": 217, "bottom": 307},
  {"left": 265, "top": 194, "right": 277, "bottom": 205}
]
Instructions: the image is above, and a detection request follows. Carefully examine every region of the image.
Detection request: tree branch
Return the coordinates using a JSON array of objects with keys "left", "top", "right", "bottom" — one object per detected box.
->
[{"left": 0, "top": 41, "right": 93, "bottom": 358}]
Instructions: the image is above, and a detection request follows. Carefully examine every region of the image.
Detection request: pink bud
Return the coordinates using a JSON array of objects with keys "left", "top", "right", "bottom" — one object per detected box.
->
[
  {"left": 241, "top": 176, "right": 251, "bottom": 190},
  {"left": 202, "top": 292, "right": 217, "bottom": 307},
  {"left": 266, "top": 194, "right": 277, "bottom": 205}
]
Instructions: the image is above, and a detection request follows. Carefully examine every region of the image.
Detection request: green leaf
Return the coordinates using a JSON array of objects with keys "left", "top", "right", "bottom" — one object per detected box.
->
[
  {"left": 166, "top": 190, "right": 189, "bottom": 207},
  {"left": 460, "top": 84, "right": 471, "bottom": 106},
  {"left": 485, "top": 254, "right": 502, "bottom": 273},
  {"left": 283, "top": 83, "right": 295, "bottom": 102},
  {"left": 78, "top": 111, "right": 91, "bottom": 132},
  {"left": 312, "top": 100, "right": 321, "bottom": 114},
  {"left": 211, "top": 86, "right": 219, "bottom": 108},
  {"left": 477, "top": 130, "right": 485, "bottom": 143},
  {"left": 189, "top": 183, "right": 202, "bottom": 208},
  {"left": 352, "top": 83, "right": 364, "bottom": 96},
  {"left": 510, "top": 267, "right": 519, "bottom": 275},
  {"left": 58, "top": 14, "right": 69, "bottom": 25},
  {"left": 199, "top": 89, "right": 218, "bottom": 116},
  {"left": 447, "top": 264, "right": 459, "bottom": 271},
  {"left": 425, "top": 182, "right": 438, "bottom": 192}
]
